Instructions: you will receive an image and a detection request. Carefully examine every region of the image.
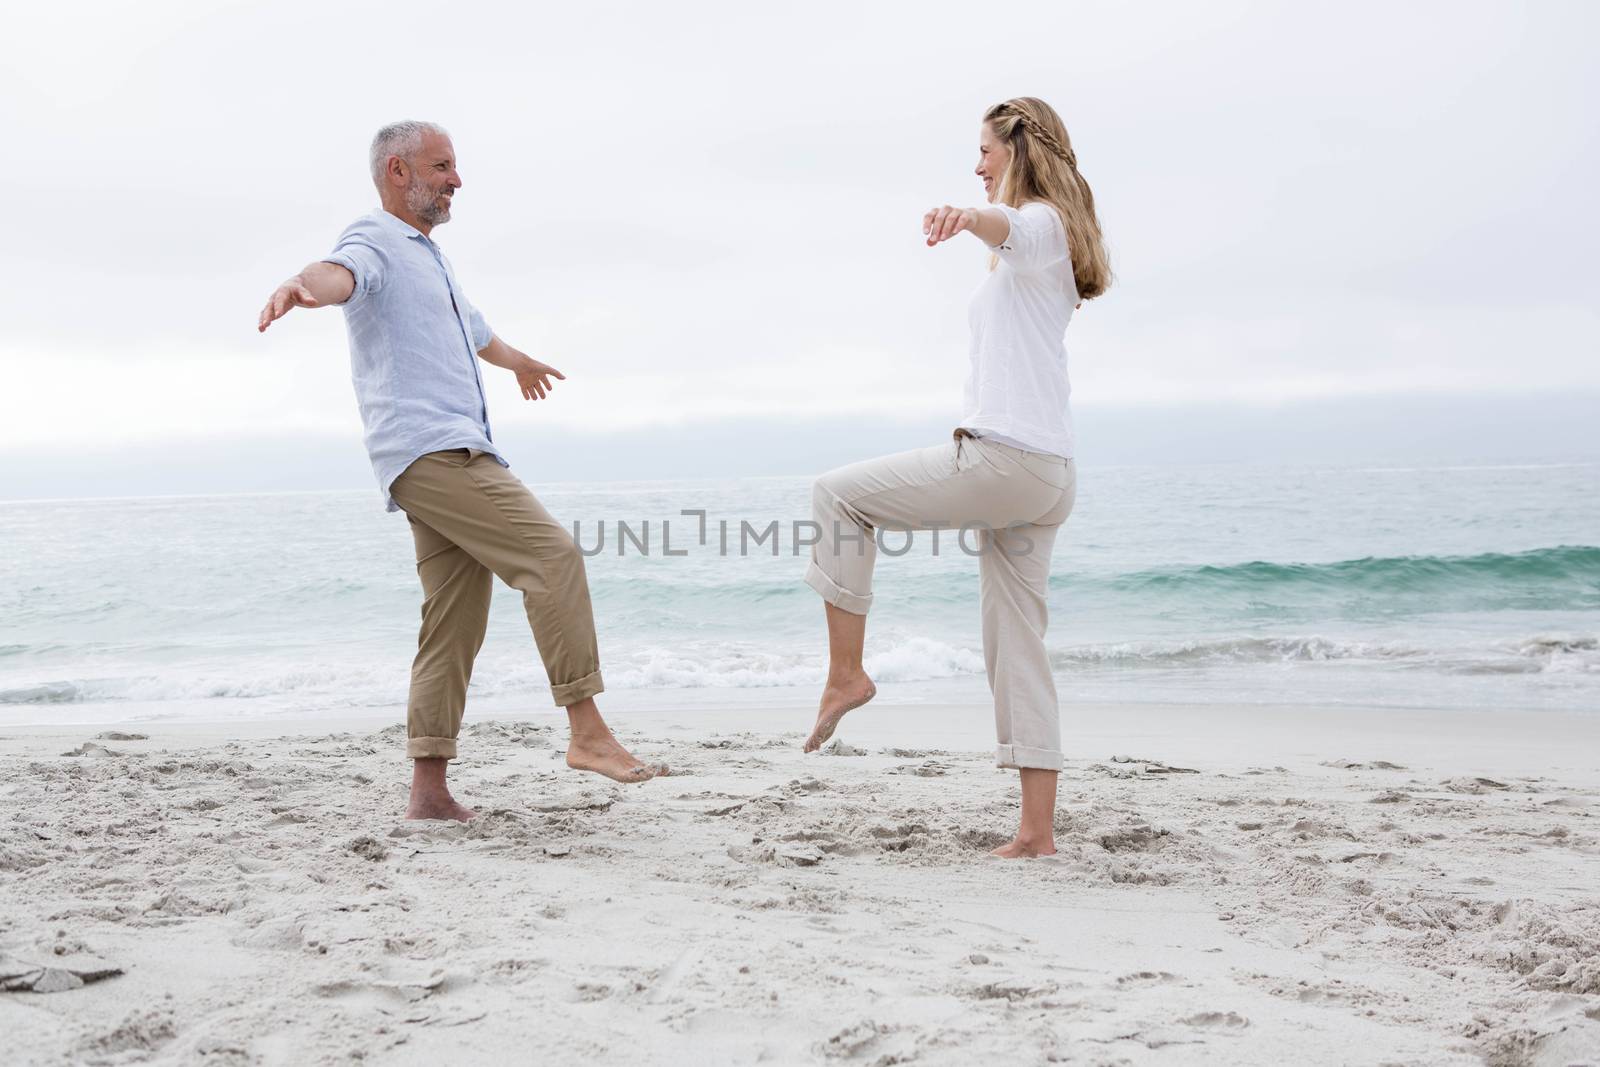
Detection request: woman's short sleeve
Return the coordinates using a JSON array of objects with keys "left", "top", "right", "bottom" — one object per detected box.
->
[{"left": 985, "top": 201, "right": 1068, "bottom": 274}]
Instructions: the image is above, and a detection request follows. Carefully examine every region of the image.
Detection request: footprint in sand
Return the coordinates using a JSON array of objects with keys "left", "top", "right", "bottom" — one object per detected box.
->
[
  {"left": 527, "top": 792, "right": 616, "bottom": 814},
  {"left": 61, "top": 742, "right": 121, "bottom": 758},
  {"left": 1442, "top": 776, "right": 1512, "bottom": 794},
  {"left": 1180, "top": 1011, "right": 1249, "bottom": 1028},
  {"left": 774, "top": 844, "right": 824, "bottom": 867},
  {"left": 1097, "top": 824, "right": 1172, "bottom": 852},
  {"left": 1321, "top": 759, "right": 1407, "bottom": 771},
  {"left": 1116, "top": 970, "right": 1183, "bottom": 987},
  {"left": 819, "top": 1020, "right": 899, "bottom": 1059},
  {"left": 75, "top": 1008, "right": 176, "bottom": 1058},
  {"left": 1111, "top": 755, "right": 1200, "bottom": 775},
  {"left": 890, "top": 760, "right": 948, "bottom": 777},
  {"left": 317, "top": 968, "right": 448, "bottom": 1008},
  {"left": 346, "top": 835, "right": 390, "bottom": 861},
  {"left": 970, "top": 978, "right": 1055, "bottom": 1002}
]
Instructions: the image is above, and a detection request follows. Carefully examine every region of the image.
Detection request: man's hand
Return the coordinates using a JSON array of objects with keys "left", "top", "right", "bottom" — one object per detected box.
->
[
  {"left": 923, "top": 205, "right": 980, "bottom": 247},
  {"left": 258, "top": 277, "right": 321, "bottom": 332},
  {"left": 514, "top": 356, "right": 565, "bottom": 401},
  {"left": 256, "top": 262, "right": 354, "bottom": 332}
]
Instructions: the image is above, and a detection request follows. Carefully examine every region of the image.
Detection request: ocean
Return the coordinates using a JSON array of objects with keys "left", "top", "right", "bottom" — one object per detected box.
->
[{"left": 2, "top": 461, "right": 1597, "bottom": 726}]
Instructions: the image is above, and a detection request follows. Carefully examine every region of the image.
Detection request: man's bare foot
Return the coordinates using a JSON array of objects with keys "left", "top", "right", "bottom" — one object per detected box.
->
[
  {"left": 989, "top": 835, "right": 1055, "bottom": 859},
  {"left": 803, "top": 670, "right": 877, "bottom": 753},
  {"left": 405, "top": 796, "right": 478, "bottom": 822},
  {"left": 406, "top": 756, "right": 475, "bottom": 821},
  {"left": 566, "top": 732, "right": 665, "bottom": 784}
]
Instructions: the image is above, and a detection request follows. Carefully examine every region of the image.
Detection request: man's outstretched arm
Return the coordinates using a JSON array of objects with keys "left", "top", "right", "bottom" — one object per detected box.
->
[
  {"left": 257, "top": 262, "right": 356, "bottom": 332},
  {"left": 475, "top": 334, "right": 567, "bottom": 402}
]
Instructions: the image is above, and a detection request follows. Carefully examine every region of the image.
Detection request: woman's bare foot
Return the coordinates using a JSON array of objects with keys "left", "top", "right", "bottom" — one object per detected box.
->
[
  {"left": 804, "top": 670, "right": 877, "bottom": 753},
  {"left": 990, "top": 835, "right": 1055, "bottom": 859},
  {"left": 405, "top": 796, "right": 478, "bottom": 822},
  {"left": 994, "top": 769, "right": 1061, "bottom": 857}
]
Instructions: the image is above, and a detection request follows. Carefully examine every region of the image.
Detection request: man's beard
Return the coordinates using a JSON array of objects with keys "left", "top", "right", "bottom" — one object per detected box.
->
[{"left": 405, "top": 176, "right": 452, "bottom": 225}]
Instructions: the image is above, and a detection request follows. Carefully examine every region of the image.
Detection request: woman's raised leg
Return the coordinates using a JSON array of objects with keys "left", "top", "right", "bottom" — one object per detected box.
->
[
  {"left": 805, "top": 601, "right": 877, "bottom": 752},
  {"left": 802, "top": 440, "right": 975, "bottom": 751}
]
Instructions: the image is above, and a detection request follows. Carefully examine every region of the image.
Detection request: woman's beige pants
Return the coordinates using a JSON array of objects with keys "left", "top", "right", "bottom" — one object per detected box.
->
[
  {"left": 805, "top": 430, "right": 1076, "bottom": 771},
  {"left": 388, "top": 448, "right": 605, "bottom": 761}
]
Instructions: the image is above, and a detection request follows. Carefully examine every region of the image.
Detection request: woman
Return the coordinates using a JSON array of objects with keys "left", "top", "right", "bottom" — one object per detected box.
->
[{"left": 801, "top": 97, "right": 1112, "bottom": 859}]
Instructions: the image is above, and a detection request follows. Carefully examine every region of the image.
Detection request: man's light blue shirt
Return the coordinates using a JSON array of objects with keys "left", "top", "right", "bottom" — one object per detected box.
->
[{"left": 324, "top": 209, "right": 509, "bottom": 512}]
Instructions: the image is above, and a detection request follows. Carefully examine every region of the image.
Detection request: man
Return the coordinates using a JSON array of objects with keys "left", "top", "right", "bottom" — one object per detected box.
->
[{"left": 258, "top": 120, "right": 661, "bottom": 821}]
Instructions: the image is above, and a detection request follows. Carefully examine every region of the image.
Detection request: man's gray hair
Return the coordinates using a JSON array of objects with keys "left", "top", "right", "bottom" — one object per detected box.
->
[{"left": 369, "top": 120, "right": 449, "bottom": 187}]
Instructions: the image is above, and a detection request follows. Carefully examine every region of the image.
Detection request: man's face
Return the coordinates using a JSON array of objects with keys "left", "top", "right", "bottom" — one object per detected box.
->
[{"left": 403, "top": 132, "right": 461, "bottom": 225}]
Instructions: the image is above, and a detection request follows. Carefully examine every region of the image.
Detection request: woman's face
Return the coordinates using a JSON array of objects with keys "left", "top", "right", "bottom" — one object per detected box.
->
[{"left": 975, "top": 123, "right": 1012, "bottom": 203}]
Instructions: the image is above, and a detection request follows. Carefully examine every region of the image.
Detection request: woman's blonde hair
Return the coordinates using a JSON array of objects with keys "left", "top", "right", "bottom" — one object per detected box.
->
[{"left": 984, "top": 97, "right": 1112, "bottom": 300}]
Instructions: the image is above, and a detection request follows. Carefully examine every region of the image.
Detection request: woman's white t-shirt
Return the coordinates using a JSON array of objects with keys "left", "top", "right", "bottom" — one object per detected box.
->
[{"left": 960, "top": 200, "right": 1077, "bottom": 459}]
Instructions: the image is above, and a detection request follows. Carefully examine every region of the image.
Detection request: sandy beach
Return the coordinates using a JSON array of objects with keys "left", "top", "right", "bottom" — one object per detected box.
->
[{"left": 2, "top": 699, "right": 1598, "bottom": 1066}]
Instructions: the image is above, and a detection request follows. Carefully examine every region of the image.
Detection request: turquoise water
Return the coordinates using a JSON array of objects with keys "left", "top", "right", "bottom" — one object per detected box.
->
[{"left": 2, "top": 461, "right": 1597, "bottom": 723}]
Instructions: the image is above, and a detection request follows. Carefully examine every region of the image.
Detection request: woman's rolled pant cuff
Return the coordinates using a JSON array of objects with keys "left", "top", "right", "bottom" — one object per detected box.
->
[
  {"left": 407, "top": 736, "right": 458, "bottom": 761},
  {"left": 551, "top": 668, "right": 605, "bottom": 707},
  {"left": 995, "top": 743, "right": 1063, "bottom": 771},
  {"left": 804, "top": 560, "right": 872, "bottom": 615}
]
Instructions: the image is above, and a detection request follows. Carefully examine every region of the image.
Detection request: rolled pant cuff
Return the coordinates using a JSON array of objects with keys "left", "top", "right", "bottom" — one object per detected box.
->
[
  {"left": 407, "top": 736, "right": 459, "bottom": 761},
  {"left": 804, "top": 560, "right": 872, "bottom": 615},
  {"left": 551, "top": 668, "right": 605, "bottom": 707},
  {"left": 996, "top": 743, "right": 1063, "bottom": 771}
]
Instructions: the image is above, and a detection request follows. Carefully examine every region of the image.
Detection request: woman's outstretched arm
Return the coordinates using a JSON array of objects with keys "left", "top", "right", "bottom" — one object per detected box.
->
[{"left": 922, "top": 205, "right": 1009, "bottom": 248}]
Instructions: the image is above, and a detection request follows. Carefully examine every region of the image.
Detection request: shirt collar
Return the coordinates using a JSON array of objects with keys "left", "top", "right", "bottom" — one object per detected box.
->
[{"left": 374, "top": 208, "right": 427, "bottom": 241}]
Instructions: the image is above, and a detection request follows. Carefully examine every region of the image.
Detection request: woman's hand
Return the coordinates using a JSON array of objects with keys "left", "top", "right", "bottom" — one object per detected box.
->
[
  {"left": 923, "top": 205, "right": 979, "bottom": 247},
  {"left": 514, "top": 356, "right": 565, "bottom": 401}
]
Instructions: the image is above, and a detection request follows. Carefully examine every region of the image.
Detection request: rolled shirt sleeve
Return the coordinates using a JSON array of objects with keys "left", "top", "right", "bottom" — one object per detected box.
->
[
  {"left": 467, "top": 304, "right": 493, "bottom": 352},
  {"left": 986, "top": 201, "right": 1068, "bottom": 274},
  {"left": 323, "top": 222, "right": 389, "bottom": 304}
]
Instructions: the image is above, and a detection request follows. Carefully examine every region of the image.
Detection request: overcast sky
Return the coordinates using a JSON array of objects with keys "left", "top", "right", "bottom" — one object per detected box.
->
[{"left": 1, "top": 0, "right": 1596, "bottom": 494}]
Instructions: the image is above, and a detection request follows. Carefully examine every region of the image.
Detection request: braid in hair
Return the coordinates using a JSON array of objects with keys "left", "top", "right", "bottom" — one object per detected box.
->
[
  {"left": 998, "top": 103, "right": 1079, "bottom": 169},
  {"left": 982, "top": 96, "right": 1112, "bottom": 300}
]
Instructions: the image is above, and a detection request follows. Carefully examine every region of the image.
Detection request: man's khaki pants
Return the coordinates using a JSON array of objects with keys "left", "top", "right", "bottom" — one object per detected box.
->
[
  {"left": 389, "top": 448, "right": 604, "bottom": 760},
  {"left": 804, "top": 430, "right": 1076, "bottom": 771}
]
